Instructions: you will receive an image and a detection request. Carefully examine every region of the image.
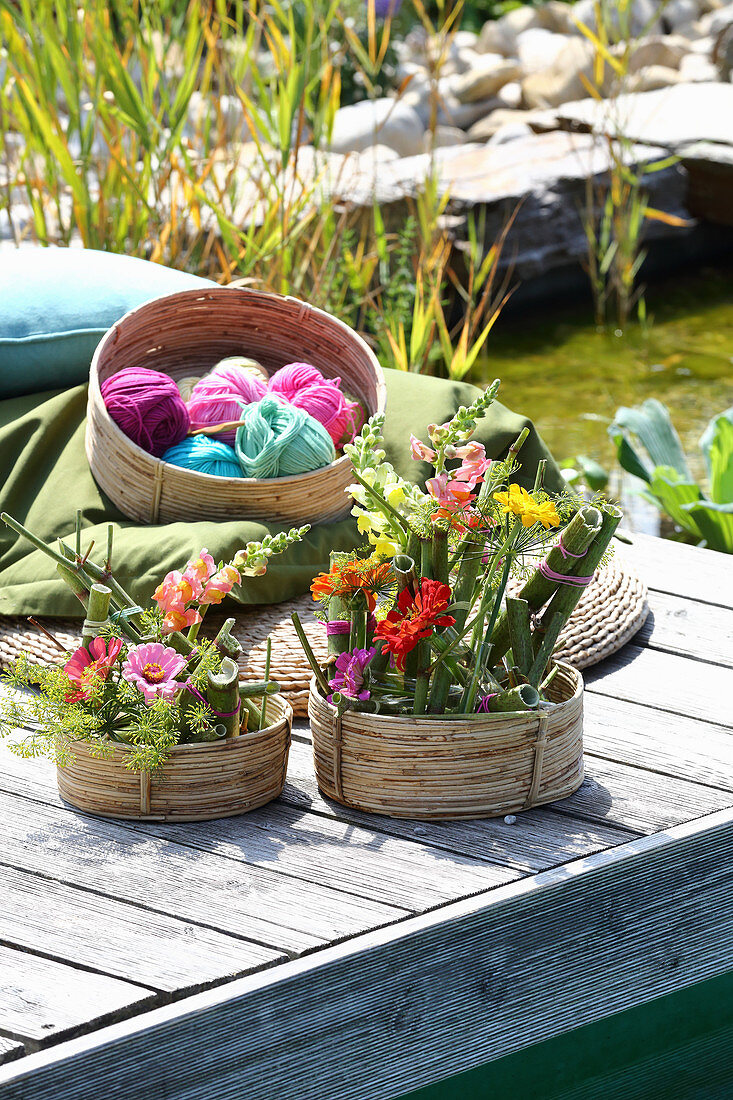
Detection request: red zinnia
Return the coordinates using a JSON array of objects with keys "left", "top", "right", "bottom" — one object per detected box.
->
[
  {"left": 374, "top": 578, "right": 455, "bottom": 672},
  {"left": 64, "top": 637, "right": 123, "bottom": 702}
]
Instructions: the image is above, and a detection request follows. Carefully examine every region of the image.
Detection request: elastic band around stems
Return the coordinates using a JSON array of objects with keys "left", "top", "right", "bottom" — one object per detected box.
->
[
  {"left": 538, "top": 534, "right": 594, "bottom": 586},
  {"left": 184, "top": 680, "right": 241, "bottom": 718},
  {"left": 327, "top": 620, "right": 351, "bottom": 636},
  {"left": 477, "top": 693, "right": 498, "bottom": 713}
]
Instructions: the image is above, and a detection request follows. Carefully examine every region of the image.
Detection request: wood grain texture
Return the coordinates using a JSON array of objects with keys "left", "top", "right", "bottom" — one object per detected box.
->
[
  {"left": 0, "top": 788, "right": 405, "bottom": 955},
  {"left": 584, "top": 644, "right": 733, "bottom": 727},
  {"left": 584, "top": 693, "right": 733, "bottom": 792},
  {"left": 636, "top": 589, "right": 733, "bottom": 668},
  {"left": 126, "top": 802, "right": 519, "bottom": 911},
  {"left": 620, "top": 531, "right": 733, "bottom": 609},
  {"left": 0, "top": 864, "right": 283, "bottom": 993},
  {"left": 0, "top": 1039, "right": 23, "bottom": 1067},
  {"left": 1, "top": 810, "right": 731, "bottom": 1100},
  {"left": 0, "top": 944, "right": 155, "bottom": 1050}
]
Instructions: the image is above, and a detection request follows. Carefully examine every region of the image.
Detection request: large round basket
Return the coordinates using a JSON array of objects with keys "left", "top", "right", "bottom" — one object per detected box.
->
[
  {"left": 56, "top": 693, "right": 292, "bottom": 822},
  {"left": 86, "top": 287, "right": 386, "bottom": 525},
  {"left": 308, "top": 664, "right": 583, "bottom": 821}
]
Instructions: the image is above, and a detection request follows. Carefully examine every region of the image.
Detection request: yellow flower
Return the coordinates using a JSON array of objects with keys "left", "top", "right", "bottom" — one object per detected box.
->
[
  {"left": 370, "top": 532, "right": 400, "bottom": 558},
  {"left": 386, "top": 484, "right": 406, "bottom": 507},
  {"left": 356, "top": 512, "right": 375, "bottom": 535},
  {"left": 493, "top": 485, "right": 560, "bottom": 529}
]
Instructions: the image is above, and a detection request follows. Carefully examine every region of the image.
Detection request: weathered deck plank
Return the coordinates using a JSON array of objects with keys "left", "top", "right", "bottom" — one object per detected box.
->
[
  {"left": 620, "top": 531, "right": 733, "bottom": 608},
  {"left": 0, "top": 788, "right": 406, "bottom": 954},
  {"left": 0, "top": 863, "right": 284, "bottom": 994},
  {"left": 0, "top": 1039, "right": 23, "bottom": 1068},
  {"left": 0, "top": 944, "right": 156, "bottom": 1051},
  {"left": 2, "top": 809, "right": 730, "bottom": 1100},
  {"left": 634, "top": 588, "right": 733, "bottom": 668}
]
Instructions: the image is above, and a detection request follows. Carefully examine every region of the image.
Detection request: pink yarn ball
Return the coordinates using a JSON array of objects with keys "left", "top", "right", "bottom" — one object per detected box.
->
[
  {"left": 187, "top": 366, "right": 267, "bottom": 445},
  {"left": 268, "top": 362, "right": 363, "bottom": 446},
  {"left": 268, "top": 362, "right": 324, "bottom": 401},
  {"left": 101, "top": 367, "right": 190, "bottom": 457}
]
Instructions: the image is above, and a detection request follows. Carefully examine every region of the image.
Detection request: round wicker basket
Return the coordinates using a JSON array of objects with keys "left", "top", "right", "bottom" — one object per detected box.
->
[
  {"left": 56, "top": 693, "right": 292, "bottom": 822},
  {"left": 308, "top": 664, "right": 583, "bottom": 821},
  {"left": 86, "top": 287, "right": 386, "bottom": 525}
]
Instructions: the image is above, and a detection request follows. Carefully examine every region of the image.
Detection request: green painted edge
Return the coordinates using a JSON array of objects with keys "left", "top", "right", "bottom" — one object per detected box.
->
[{"left": 398, "top": 970, "right": 733, "bottom": 1100}]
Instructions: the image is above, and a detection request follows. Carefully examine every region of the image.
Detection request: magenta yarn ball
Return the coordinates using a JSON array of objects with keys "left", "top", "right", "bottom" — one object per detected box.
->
[
  {"left": 268, "top": 362, "right": 363, "bottom": 445},
  {"left": 268, "top": 362, "right": 324, "bottom": 400},
  {"left": 187, "top": 366, "right": 267, "bottom": 445},
  {"left": 100, "top": 367, "right": 190, "bottom": 457}
]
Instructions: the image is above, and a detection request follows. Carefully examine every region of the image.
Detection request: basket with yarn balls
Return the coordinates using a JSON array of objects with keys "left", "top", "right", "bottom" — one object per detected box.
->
[{"left": 85, "top": 287, "right": 386, "bottom": 525}]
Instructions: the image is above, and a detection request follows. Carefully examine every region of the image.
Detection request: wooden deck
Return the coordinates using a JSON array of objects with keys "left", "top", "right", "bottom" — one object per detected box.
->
[{"left": 0, "top": 531, "right": 731, "bottom": 1099}]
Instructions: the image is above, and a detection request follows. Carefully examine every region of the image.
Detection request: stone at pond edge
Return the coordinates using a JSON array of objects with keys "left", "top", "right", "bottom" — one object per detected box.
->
[{"left": 328, "top": 98, "right": 425, "bottom": 158}]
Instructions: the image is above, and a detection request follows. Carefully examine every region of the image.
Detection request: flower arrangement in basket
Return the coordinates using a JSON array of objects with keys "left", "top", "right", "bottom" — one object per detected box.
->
[
  {"left": 294, "top": 381, "right": 622, "bottom": 820},
  {"left": 0, "top": 513, "right": 307, "bottom": 820}
]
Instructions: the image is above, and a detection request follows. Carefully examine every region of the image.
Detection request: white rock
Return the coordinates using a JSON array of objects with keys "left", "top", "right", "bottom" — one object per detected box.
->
[
  {"left": 329, "top": 98, "right": 425, "bottom": 157},
  {"left": 453, "top": 30, "right": 479, "bottom": 50},
  {"left": 516, "top": 27, "right": 570, "bottom": 72},
  {"left": 497, "top": 80, "right": 523, "bottom": 109},
  {"left": 488, "top": 120, "right": 533, "bottom": 144},
  {"left": 452, "top": 56, "right": 522, "bottom": 103},
  {"left": 499, "top": 5, "right": 544, "bottom": 37},
  {"left": 628, "top": 64, "right": 686, "bottom": 91},
  {"left": 428, "top": 124, "right": 467, "bottom": 149},
  {"left": 455, "top": 47, "right": 483, "bottom": 75},
  {"left": 467, "top": 108, "right": 537, "bottom": 142},
  {"left": 356, "top": 144, "right": 401, "bottom": 168},
  {"left": 688, "top": 35, "right": 716, "bottom": 53},
  {"left": 679, "top": 51, "right": 720, "bottom": 78},
  {"left": 476, "top": 19, "right": 515, "bottom": 56},
  {"left": 522, "top": 37, "right": 599, "bottom": 108},
  {"left": 662, "top": 0, "right": 702, "bottom": 31},
  {"left": 699, "top": 5, "right": 733, "bottom": 35},
  {"left": 626, "top": 35, "right": 689, "bottom": 71},
  {"left": 539, "top": 0, "right": 581, "bottom": 34}
]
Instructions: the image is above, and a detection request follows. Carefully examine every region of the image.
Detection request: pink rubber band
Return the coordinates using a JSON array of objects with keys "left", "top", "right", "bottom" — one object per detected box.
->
[
  {"left": 538, "top": 535, "right": 594, "bottom": 586},
  {"left": 326, "top": 621, "right": 351, "bottom": 635},
  {"left": 184, "top": 680, "right": 242, "bottom": 718}
]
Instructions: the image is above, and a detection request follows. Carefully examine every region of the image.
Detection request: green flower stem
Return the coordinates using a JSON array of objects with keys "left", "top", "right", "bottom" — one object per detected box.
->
[
  {"left": 82, "top": 584, "right": 112, "bottom": 648},
  {"left": 291, "top": 611, "right": 330, "bottom": 697},
  {"left": 527, "top": 611, "right": 566, "bottom": 688},
  {"left": 239, "top": 680, "right": 279, "bottom": 698},
  {"left": 489, "top": 505, "right": 603, "bottom": 662},
  {"left": 56, "top": 563, "right": 89, "bottom": 608},
  {"left": 431, "top": 531, "right": 448, "bottom": 586},
  {"left": 213, "top": 618, "right": 242, "bottom": 661},
  {"left": 206, "top": 657, "right": 240, "bottom": 739},
  {"left": 506, "top": 597, "right": 533, "bottom": 677},
  {"left": 460, "top": 550, "right": 513, "bottom": 714},
  {"left": 352, "top": 609, "right": 368, "bottom": 651},
  {"left": 259, "top": 637, "right": 271, "bottom": 730},
  {"left": 187, "top": 605, "right": 210, "bottom": 644},
  {"left": 488, "top": 684, "right": 539, "bottom": 712}
]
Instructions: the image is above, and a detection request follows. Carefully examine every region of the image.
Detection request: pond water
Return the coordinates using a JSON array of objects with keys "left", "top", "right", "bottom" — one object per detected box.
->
[{"left": 475, "top": 265, "right": 733, "bottom": 487}]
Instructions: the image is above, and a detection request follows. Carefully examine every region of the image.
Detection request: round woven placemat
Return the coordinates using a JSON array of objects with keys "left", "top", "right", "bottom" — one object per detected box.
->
[{"left": 0, "top": 556, "right": 647, "bottom": 717}]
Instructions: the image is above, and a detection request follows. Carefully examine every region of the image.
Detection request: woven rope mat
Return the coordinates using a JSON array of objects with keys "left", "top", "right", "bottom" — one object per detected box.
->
[{"left": 0, "top": 556, "right": 647, "bottom": 717}]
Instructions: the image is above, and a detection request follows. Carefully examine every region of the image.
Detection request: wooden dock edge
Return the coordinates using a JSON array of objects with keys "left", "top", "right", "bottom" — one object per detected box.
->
[{"left": 1, "top": 807, "right": 732, "bottom": 1100}]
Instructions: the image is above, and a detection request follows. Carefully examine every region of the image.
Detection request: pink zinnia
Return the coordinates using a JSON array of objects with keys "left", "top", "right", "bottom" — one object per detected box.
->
[
  {"left": 64, "top": 637, "right": 123, "bottom": 702},
  {"left": 121, "top": 642, "right": 187, "bottom": 704}
]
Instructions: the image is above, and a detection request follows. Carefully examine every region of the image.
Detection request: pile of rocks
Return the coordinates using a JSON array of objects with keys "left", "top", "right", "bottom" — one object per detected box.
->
[{"left": 328, "top": 0, "right": 733, "bottom": 155}]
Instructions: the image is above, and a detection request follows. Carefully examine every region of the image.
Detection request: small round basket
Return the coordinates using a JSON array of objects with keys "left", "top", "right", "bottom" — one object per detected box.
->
[
  {"left": 56, "top": 693, "right": 292, "bottom": 822},
  {"left": 308, "top": 664, "right": 583, "bottom": 821},
  {"left": 86, "top": 287, "right": 386, "bottom": 525}
]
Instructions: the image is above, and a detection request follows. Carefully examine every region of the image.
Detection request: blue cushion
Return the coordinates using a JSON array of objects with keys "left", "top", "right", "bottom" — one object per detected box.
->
[{"left": 0, "top": 248, "right": 216, "bottom": 398}]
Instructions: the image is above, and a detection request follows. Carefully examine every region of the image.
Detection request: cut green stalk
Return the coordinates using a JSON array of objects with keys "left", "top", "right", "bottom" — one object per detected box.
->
[
  {"left": 291, "top": 611, "right": 330, "bottom": 697},
  {"left": 56, "top": 563, "right": 89, "bottom": 608},
  {"left": 488, "top": 684, "right": 539, "bottom": 712},
  {"left": 259, "top": 637, "right": 271, "bottom": 730},
  {"left": 506, "top": 597, "right": 533, "bottom": 676},
  {"left": 431, "top": 530, "right": 448, "bottom": 586},
  {"left": 82, "top": 584, "right": 112, "bottom": 648},
  {"left": 213, "top": 618, "right": 242, "bottom": 661},
  {"left": 527, "top": 612, "right": 566, "bottom": 687},
  {"left": 392, "top": 554, "right": 416, "bottom": 593},
  {"left": 206, "top": 656, "right": 240, "bottom": 739}
]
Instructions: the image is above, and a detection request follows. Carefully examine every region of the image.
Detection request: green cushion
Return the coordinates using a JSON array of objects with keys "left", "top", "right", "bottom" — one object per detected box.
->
[{"left": 0, "top": 249, "right": 215, "bottom": 398}]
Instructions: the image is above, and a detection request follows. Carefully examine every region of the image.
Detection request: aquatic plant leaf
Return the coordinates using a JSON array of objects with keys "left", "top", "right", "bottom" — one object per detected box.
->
[
  {"left": 682, "top": 501, "right": 733, "bottom": 554},
  {"left": 610, "top": 399, "right": 691, "bottom": 482},
  {"left": 700, "top": 409, "right": 733, "bottom": 503},
  {"left": 648, "top": 467, "right": 704, "bottom": 540},
  {"left": 608, "top": 424, "right": 652, "bottom": 483}
]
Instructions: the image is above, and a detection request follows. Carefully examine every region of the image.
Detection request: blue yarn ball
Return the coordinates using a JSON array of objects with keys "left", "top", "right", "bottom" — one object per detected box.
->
[
  {"left": 162, "top": 436, "right": 243, "bottom": 478},
  {"left": 235, "top": 394, "right": 336, "bottom": 479}
]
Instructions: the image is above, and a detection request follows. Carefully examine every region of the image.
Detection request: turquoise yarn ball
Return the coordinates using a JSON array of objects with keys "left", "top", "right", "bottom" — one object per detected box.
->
[
  {"left": 235, "top": 394, "right": 336, "bottom": 479},
  {"left": 162, "top": 436, "right": 243, "bottom": 478}
]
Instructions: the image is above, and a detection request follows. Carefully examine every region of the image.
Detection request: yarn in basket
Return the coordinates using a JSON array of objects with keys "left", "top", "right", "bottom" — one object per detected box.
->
[
  {"left": 187, "top": 366, "right": 267, "bottom": 445},
  {"left": 162, "top": 436, "right": 243, "bottom": 478},
  {"left": 268, "top": 362, "right": 363, "bottom": 445},
  {"left": 235, "top": 394, "right": 336, "bottom": 478},
  {"left": 101, "top": 367, "right": 190, "bottom": 458},
  {"left": 176, "top": 376, "right": 201, "bottom": 402},
  {"left": 212, "top": 356, "right": 269, "bottom": 385}
]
